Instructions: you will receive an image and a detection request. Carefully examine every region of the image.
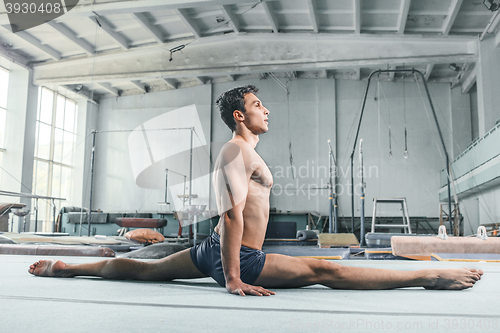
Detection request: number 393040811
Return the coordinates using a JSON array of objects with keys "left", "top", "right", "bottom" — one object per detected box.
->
[{"left": 5, "top": 2, "right": 63, "bottom": 14}]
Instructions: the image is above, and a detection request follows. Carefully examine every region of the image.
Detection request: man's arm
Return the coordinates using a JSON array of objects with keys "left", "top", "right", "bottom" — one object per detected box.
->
[{"left": 214, "top": 143, "right": 274, "bottom": 296}]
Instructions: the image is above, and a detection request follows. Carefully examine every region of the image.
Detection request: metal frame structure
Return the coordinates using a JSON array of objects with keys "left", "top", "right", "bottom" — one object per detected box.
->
[
  {"left": 0, "top": 190, "right": 65, "bottom": 232},
  {"left": 349, "top": 69, "right": 453, "bottom": 243},
  {"left": 87, "top": 127, "right": 198, "bottom": 243}
]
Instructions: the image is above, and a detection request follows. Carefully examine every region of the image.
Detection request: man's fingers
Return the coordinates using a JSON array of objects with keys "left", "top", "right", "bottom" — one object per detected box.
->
[
  {"left": 254, "top": 286, "right": 275, "bottom": 296},
  {"left": 247, "top": 288, "right": 263, "bottom": 296},
  {"left": 232, "top": 289, "right": 246, "bottom": 296},
  {"left": 227, "top": 282, "right": 275, "bottom": 296},
  {"left": 247, "top": 286, "right": 275, "bottom": 296}
]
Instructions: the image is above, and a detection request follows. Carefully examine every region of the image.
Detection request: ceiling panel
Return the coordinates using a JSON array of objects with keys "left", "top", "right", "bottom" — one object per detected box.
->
[{"left": 0, "top": 0, "right": 490, "bottom": 99}]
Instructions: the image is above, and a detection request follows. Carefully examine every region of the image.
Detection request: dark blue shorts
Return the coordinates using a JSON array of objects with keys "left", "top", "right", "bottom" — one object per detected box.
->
[{"left": 190, "top": 232, "right": 266, "bottom": 287}]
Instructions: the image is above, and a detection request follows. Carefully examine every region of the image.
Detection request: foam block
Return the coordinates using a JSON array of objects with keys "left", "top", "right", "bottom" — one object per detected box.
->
[
  {"left": 318, "top": 233, "right": 359, "bottom": 247},
  {"left": 391, "top": 236, "right": 500, "bottom": 256}
]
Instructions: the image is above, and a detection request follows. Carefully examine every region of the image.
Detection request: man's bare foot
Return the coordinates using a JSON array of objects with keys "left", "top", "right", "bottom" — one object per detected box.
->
[
  {"left": 424, "top": 268, "right": 484, "bottom": 290},
  {"left": 28, "top": 260, "right": 72, "bottom": 278}
]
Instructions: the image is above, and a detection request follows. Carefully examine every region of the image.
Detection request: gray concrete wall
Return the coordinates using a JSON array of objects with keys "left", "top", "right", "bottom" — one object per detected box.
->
[
  {"left": 92, "top": 85, "right": 212, "bottom": 215},
  {"left": 211, "top": 79, "right": 336, "bottom": 216},
  {"left": 476, "top": 37, "right": 500, "bottom": 136},
  {"left": 458, "top": 37, "right": 500, "bottom": 232},
  {"left": 335, "top": 80, "right": 454, "bottom": 218},
  {"left": 93, "top": 78, "right": 468, "bottom": 222}
]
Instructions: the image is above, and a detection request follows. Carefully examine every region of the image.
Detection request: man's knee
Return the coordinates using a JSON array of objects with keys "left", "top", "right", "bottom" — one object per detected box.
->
[{"left": 309, "top": 260, "right": 342, "bottom": 283}]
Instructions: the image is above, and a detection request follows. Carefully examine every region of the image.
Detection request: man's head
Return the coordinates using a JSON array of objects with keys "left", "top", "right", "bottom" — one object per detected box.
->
[{"left": 216, "top": 85, "right": 259, "bottom": 132}]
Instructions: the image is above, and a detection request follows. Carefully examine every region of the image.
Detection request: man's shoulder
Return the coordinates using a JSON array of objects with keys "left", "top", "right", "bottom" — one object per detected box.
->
[
  {"left": 215, "top": 140, "right": 258, "bottom": 172},
  {"left": 219, "top": 140, "right": 254, "bottom": 158}
]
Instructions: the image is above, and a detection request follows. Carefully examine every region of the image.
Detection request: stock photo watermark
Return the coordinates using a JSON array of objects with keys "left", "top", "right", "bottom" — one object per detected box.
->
[
  {"left": 265, "top": 162, "right": 379, "bottom": 200},
  {"left": 289, "top": 317, "right": 498, "bottom": 331},
  {"left": 4, "top": 0, "right": 80, "bottom": 32}
]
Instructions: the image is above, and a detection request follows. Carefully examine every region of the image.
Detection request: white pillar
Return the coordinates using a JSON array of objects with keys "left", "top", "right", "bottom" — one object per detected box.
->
[
  {"left": 0, "top": 64, "right": 38, "bottom": 232},
  {"left": 476, "top": 37, "right": 500, "bottom": 136},
  {"left": 73, "top": 99, "right": 99, "bottom": 209}
]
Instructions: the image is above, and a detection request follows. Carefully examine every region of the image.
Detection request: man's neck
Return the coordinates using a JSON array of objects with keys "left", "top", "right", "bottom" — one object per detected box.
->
[{"left": 232, "top": 127, "right": 259, "bottom": 148}]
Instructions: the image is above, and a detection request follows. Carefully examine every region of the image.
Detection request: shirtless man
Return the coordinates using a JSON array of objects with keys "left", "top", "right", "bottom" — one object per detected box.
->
[{"left": 29, "top": 85, "right": 483, "bottom": 296}]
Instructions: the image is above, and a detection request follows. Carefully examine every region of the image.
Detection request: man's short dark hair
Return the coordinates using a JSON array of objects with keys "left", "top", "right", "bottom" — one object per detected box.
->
[{"left": 216, "top": 85, "right": 259, "bottom": 132}]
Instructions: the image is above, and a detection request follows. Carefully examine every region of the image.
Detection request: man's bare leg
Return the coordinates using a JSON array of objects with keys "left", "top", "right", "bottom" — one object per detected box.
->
[
  {"left": 28, "top": 249, "right": 207, "bottom": 281},
  {"left": 254, "top": 254, "right": 483, "bottom": 290}
]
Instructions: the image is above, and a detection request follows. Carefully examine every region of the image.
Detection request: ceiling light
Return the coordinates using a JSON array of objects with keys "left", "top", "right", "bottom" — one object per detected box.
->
[
  {"left": 484, "top": 0, "right": 500, "bottom": 11},
  {"left": 448, "top": 63, "right": 460, "bottom": 72}
]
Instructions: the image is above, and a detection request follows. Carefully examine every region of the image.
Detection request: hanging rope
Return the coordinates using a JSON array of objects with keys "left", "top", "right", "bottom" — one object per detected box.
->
[
  {"left": 379, "top": 80, "right": 393, "bottom": 158},
  {"left": 402, "top": 71, "right": 408, "bottom": 156},
  {"left": 286, "top": 83, "right": 295, "bottom": 179}
]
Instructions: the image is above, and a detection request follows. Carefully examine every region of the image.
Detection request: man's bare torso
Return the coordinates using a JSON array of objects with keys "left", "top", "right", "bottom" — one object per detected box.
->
[{"left": 213, "top": 138, "right": 272, "bottom": 250}]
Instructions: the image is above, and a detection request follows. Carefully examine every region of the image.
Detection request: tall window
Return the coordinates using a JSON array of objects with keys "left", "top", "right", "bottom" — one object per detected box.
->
[
  {"left": 33, "top": 87, "right": 77, "bottom": 231},
  {"left": 0, "top": 67, "right": 9, "bottom": 184}
]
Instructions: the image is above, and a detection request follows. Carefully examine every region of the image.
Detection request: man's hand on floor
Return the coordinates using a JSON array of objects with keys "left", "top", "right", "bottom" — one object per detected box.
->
[{"left": 226, "top": 278, "right": 275, "bottom": 296}]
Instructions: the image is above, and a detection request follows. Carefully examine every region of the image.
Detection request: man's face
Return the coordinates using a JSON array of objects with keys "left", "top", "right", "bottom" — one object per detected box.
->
[{"left": 240, "top": 93, "right": 269, "bottom": 134}]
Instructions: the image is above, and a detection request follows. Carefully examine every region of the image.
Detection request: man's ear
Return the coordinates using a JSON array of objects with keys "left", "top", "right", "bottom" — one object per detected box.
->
[{"left": 233, "top": 110, "right": 244, "bottom": 121}]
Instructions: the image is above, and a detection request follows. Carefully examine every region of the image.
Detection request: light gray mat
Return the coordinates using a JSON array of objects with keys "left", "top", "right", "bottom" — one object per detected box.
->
[
  {"left": 119, "top": 243, "right": 188, "bottom": 259},
  {"left": 0, "top": 232, "right": 135, "bottom": 246},
  {"left": 0, "top": 255, "right": 498, "bottom": 333}
]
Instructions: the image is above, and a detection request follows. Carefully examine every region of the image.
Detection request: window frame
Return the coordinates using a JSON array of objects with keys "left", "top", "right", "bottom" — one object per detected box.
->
[{"left": 33, "top": 87, "right": 78, "bottom": 230}]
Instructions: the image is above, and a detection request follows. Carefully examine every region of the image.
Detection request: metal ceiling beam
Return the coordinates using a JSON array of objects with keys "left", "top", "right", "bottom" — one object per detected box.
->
[
  {"left": 461, "top": 64, "right": 477, "bottom": 94},
  {"left": 46, "top": 21, "right": 95, "bottom": 55},
  {"left": 0, "top": 26, "right": 61, "bottom": 61},
  {"left": 262, "top": 2, "right": 279, "bottom": 33},
  {"left": 130, "top": 80, "right": 147, "bottom": 92},
  {"left": 227, "top": 74, "right": 235, "bottom": 81},
  {"left": 60, "top": 84, "right": 98, "bottom": 103},
  {"left": 442, "top": 0, "right": 463, "bottom": 36},
  {"left": 396, "top": 0, "right": 411, "bottom": 35},
  {"left": 0, "top": 44, "right": 30, "bottom": 68},
  {"left": 424, "top": 64, "right": 434, "bottom": 81},
  {"left": 32, "top": 34, "right": 478, "bottom": 85},
  {"left": 94, "top": 82, "right": 119, "bottom": 96},
  {"left": 306, "top": 0, "right": 319, "bottom": 33},
  {"left": 0, "top": 0, "right": 267, "bottom": 24},
  {"left": 175, "top": 8, "right": 202, "bottom": 38},
  {"left": 495, "top": 26, "right": 500, "bottom": 48},
  {"left": 160, "top": 78, "right": 178, "bottom": 89},
  {"left": 195, "top": 76, "right": 208, "bottom": 84},
  {"left": 89, "top": 16, "right": 129, "bottom": 50},
  {"left": 353, "top": 0, "right": 361, "bottom": 34},
  {"left": 133, "top": 12, "right": 165, "bottom": 44},
  {"left": 480, "top": 10, "right": 500, "bottom": 41},
  {"left": 221, "top": 5, "right": 240, "bottom": 33}
]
